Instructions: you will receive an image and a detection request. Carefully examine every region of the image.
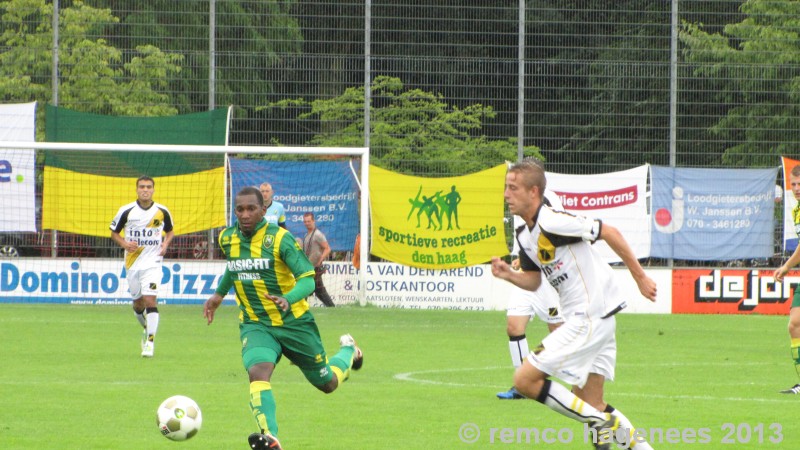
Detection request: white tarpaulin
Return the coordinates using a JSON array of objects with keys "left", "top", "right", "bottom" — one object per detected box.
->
[
  {"left": 0, "top": 102, "right": 36, "bottom": 232},
  {"left": 547, "top": 165, "right": 651, "bottom": 262}
]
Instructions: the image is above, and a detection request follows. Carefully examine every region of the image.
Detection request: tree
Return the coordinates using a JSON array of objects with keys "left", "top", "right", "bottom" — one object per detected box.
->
[
  {"left": 0, "top": 0, "right": 182, "bottom": 120},
  {"left": 680, "top": 0, "right": 800, "bottom": 167},
  {"left": 102, "top": 0, "right": 303, "bottom": 113},
  {"left": 263, "top": 75, "right": 543, "bottom": 175}
]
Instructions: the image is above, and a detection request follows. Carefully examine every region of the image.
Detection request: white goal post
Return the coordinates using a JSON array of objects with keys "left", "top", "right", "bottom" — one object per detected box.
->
[{"left": 0, "top": 141, "right": 369, "bottom": 306}]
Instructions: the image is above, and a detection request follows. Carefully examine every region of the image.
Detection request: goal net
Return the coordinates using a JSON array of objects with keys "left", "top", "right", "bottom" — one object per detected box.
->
[{"left": 0, "top": 141, "right": 368, "bottom": 307}]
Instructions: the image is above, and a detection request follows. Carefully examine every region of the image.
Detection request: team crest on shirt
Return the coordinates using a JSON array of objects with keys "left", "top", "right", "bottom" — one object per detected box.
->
[
  {"left": 314, "top": 353, "right": 323, "bottom": 363},
  {"left": 319, "top": 367, "right": 329, "bottom": 377},
  {"left": 548, "top": 307, "right": 559, "bottom": 317},
  {"left": 262, "top": 235, "right": 275, "bottom": 249},
  {"left": 149, "top": 283, "right": 157, "bottom": 290}
]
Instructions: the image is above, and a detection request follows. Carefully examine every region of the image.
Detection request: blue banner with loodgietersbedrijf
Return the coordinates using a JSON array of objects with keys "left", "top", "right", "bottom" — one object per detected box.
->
[
  {"left": 650, "top": 166, "right": 778, "bottom": 260},
  {"left": 228, "top": 159, "right": 360, "bottom": 251}
]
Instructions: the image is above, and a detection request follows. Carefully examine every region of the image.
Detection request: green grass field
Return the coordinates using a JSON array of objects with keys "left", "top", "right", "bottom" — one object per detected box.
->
[{"left": 0, "top": 304, "right": 798, "bottom": 449}]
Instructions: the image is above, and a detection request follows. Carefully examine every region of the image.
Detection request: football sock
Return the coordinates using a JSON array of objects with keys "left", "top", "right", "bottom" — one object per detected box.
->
[
  {"left": 534, "top": 379, "right": 606, "bottom": 424},
  {"left": 791, "top": 338, "right": 800, "bottom": 377},
  {"left": 250, "top": 381, "right": 278, "bottom": 437},
  {"left": 508, "top": 334, "right": 527, "bottom": 368},
  {"left": 144, "top": 307, "right": 159, "bottom": 341},
  {"left": 133, "top": 306, "right": 146, "bottom": 328},
  {"left": 605, "top": 404, "right": 654, "bottom": 450},
  {"left": 329, "top": 345, "right": 356, "bottom": 382}
]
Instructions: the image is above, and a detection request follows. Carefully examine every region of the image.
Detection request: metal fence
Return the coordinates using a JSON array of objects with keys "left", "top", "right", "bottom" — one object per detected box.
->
[{"left": 1, "top": 0, "right": 797, "bottom": 263}]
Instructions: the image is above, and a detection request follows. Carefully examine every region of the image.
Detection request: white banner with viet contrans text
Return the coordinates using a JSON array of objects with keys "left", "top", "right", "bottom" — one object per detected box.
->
[{"left": 547, "top": 165, "right": 651, "bottom": 262}]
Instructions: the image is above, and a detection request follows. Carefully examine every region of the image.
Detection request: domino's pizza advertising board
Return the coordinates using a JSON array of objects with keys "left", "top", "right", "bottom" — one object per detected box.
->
[
  {"left": 672, "top": 269, "right": 794, "bottom": 315},
  {"left": 1, "top": 259, "right": 667, "bottom": 313},
  {"left": 0, "top": 259, "right": 236, "bottom": 305}
]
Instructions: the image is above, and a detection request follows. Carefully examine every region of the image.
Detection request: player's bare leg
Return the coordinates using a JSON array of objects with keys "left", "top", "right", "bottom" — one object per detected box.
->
[{"left": 781, "top": 306, "right": 800, "bottom": 394}]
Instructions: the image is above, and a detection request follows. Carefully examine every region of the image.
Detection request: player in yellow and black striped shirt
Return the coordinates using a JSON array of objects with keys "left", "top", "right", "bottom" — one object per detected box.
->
[{"left": 203, "top": 186, "right": 363, "bottom": 450}]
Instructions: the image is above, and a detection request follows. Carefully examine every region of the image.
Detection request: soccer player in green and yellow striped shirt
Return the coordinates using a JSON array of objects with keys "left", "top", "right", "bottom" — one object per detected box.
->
[{"left": 204, "top": 186, "right": 363, "bottom": 450}]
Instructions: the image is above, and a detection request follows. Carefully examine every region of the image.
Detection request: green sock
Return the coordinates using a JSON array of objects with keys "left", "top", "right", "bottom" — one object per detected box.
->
[
  {"left": 329, "top": 346, "right": 356, "bottom": 382},
  {"left": 249, "top": 381, "right": 278, "bottom": 436},
  {"left": 792, "top": 338, "right": 800, "bottom": 378}
]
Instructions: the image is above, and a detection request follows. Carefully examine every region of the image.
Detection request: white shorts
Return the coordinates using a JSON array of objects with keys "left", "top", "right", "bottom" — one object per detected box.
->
[
  {"left": 506, "top": 284, "right": 563, "bottom": 324},
  {"left": 527, "top": 315, "right": 617, "bottom": 388},
  {"left": 127, "top": 266, "right": 163, "bottom": 299}
]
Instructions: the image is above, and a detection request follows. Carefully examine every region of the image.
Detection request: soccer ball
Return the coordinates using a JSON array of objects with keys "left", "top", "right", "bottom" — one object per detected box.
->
[{"left": 156, "top": 395, "right": 202, "bottom": 441}]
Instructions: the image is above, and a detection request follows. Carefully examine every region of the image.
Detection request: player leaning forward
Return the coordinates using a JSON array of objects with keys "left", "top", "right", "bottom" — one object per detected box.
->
[
  {"left": 204, "top": 186, "right": 363, "bottom": 450},
  {"left": 491, "top": 160, "right": 657, "bottom": 450},
  {"left": 111, "top": 176, "right": 174, "bottom": 358}
]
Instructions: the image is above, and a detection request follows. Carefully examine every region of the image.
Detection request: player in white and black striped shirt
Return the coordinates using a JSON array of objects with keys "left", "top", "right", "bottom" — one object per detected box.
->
[{"left": 110, "top": 176, "right": 174, "bottom": 358}]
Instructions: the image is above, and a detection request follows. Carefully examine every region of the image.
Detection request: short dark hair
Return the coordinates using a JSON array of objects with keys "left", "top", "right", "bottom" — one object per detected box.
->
[
  {"left": 303, "top": 212, "right": 314, "bottom": 220},
  {"left": 237, "top": 186, "right": 264, "bottom": 206},
  {"left": 137, "top": 175, "right": 155, "bottom": 186}
]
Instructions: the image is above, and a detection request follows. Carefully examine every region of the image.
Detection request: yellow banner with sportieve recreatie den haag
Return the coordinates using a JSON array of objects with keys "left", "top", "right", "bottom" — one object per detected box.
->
[{"left": 369, "top": 164, "right": 509, "bottom": 269}]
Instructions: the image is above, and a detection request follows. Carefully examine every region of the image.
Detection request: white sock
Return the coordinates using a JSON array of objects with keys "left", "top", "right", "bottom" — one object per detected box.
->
[
  {"left": 145, "top": 307, "right": 159, "bottom": 341},
  {"left": 508, "top": 335, "right": 527, "bottom": 368},
  {"left": 606, "top": 404, "right": 654, "bottom": 450},
  {"left": 536, "top": 379, "right": 606, "bottom": 423}
]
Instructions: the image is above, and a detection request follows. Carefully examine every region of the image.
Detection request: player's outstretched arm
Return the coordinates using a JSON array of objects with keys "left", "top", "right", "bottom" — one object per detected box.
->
[
  {"left": 203, "top": 293, "right": 223, "bottom": 325},
  {"left": 600, "top": 224, "right": 657, "bottom": 302}
]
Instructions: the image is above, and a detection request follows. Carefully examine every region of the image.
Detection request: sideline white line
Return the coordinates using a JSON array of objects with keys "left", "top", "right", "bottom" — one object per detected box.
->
[{"left": 394, "top": 366, "right": 796, "bottom": 403}]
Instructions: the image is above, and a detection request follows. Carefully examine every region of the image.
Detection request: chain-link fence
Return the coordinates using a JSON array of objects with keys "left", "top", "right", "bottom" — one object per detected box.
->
[{"left": 1, "top": 0, "right": 797, "bottom": 262}]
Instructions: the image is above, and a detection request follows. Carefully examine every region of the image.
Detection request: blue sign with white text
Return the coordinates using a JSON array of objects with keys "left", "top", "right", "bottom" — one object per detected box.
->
[
  {"left": 650, "top": 166, "right": 777, "bottom": 260},
  {"left": 229, "top": 159, "right": 360, "bottom": 251}
]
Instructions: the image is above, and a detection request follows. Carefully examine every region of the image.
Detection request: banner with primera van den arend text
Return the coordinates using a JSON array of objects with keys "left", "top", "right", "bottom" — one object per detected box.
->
[{"left": 369, "top": 164, "right": 508, "bottom": 269}]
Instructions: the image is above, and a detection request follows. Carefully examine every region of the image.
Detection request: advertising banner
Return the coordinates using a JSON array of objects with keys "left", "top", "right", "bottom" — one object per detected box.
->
[
  {"left": 369, "top": 164, "right": 508, "bottom": 269},
  {"left": 547, "top": 165, "right": 650, "bottom": 262},
  {"left": 0, "top": 259, "right": 669, "bottom": 314},
  {"left": 650, "top": 166, "right": 777, "bottom": 260},
  {"left": 782, "top": 157, "right": 799, "bottom": 252},
  {"left": 228, "top": 159, "right": 360, "bottom": 251},
  {"left": 43, "top": 106, "right": 230, "bottom": 236},
  {"left": 0, "top": 259, "right": 235, "bottom": 305},
  {"left": 0, "top": 102, "right": 37, "bottom": 232},
  {"left": 672, "top": 268, "right": 794, "bottom": 315}
]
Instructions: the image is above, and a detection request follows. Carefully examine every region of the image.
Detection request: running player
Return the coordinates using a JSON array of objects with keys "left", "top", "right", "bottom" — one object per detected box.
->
[
  {"left": 774, "top": 164, "right": 800, "bottom": 394},
  {"left": 110, "top": 176, "right": 174, "bottom": 358},
  {"left": 491, "top": 160, "right": 657, "bottom": 450},
  {"left": 203, "top": 186, "right": 363, "bottom": 450},
  {"left": 497, "top": 189, "right": 564, "bottom": 400}
]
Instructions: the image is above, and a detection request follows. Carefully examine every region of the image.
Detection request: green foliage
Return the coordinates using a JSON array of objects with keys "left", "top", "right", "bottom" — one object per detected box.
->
[
  {"left": 680, "top": 0, "right": 800, "bottom": 167},
  {"left": 0, "top": 0, "right": 183, "bottom": 125},
  {"left": 263, "top": 76, "right": 543, "bottom": 175},
  {"left": 102, "top": 0, "right": 303, "bottom": 112}
]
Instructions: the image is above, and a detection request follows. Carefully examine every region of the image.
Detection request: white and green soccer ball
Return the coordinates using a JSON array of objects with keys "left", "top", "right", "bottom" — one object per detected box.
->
[{"left": 156, "top": 395, "right": 202, "bottom": 441}]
